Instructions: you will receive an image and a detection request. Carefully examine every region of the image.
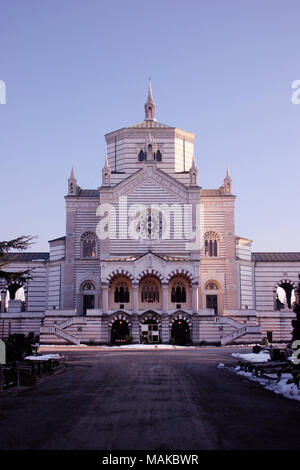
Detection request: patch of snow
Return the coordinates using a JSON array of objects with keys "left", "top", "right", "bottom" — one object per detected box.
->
[
  {"left": 230, "top": 366, "right": 300, "bottom": 403},
  {"left": 101, "top": 344, "right": 192, "bottom": 350},
  {"left": 25, "top": 354, "right": 62, "bottom": 361},
  {"left": 217, "top": 363, "right": 225, "bottom": 368},
  {"left": 231, "top": 351, "right": 270, "bottom": 362}
]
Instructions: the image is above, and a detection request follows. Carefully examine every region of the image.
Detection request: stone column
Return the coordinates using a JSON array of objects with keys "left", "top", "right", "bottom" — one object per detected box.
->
[
  {"left": 102, "top": 284, "right": 108, "bottom": 314},
  {"left": 0, "top": 290, "right": 6, "bottom": 313},
  {"left": 131, "top": 314, "right": 140, "bottom": 343},
  {"left": 192, "top": 313, "right": 200, "bottom": 345},
  {"left": 162, "top": 283, "right": 168, "bottom": 314},
  {"left": 132, "top": 283, "right": 139, "bottom": 314},
  {"left": 192, "top": 283, "right": 199, "bottom": 313}
]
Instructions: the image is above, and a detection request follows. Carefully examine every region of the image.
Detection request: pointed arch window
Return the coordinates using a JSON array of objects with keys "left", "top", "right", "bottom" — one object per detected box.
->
[
  {"left": 204, "top": 232, "right": 220, "bottom": 257},
  {"left": 138, "top": 149, "right": 145, "bottom": 161},
  {"left": 156, "top": 149, "right": 162, "bottom": 161},
  {"left": 81, "top": 231, "right": 97, "bottom": 258}
]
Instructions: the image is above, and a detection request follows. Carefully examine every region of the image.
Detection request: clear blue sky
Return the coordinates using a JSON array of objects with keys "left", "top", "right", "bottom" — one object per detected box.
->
[{"left": 0, "top": 0, "right": 299, "bottom": 252}]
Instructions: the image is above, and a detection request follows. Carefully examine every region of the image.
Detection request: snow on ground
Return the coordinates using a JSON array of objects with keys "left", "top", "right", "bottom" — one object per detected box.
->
[
  {"left": 25, "top": 354, "right": 62, "bottom": 361},
  {"left": 232, "top": 366, "right": 300, "bottom": 403},
  {"left": 100, "top": 344, "right": 193, "bottom": 350},
  {"left": 39, "top": 344, "right": 194, "bottom": 350},
  {"left": 231, "top": 351, "right": 270, "bottom": 362}
]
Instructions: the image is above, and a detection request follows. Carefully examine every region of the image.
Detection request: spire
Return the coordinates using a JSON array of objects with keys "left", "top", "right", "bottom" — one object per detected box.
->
[
  {"left": 189, "top": 156, "right": 198, "bottom": 186},
  {"left": 223, "top": 167, "right": 232, "bottom": 194},
  {"left": 68, "top": 166, "right": 77, "bottom": 195},
  {"left": 144, "top": 78, "right": 156, "bottom": 121},
  {"left": 148, "top": 78, "right": 153, "bottom": 101}
]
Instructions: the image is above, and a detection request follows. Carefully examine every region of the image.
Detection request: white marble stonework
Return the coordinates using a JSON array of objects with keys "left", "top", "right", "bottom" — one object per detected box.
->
[{"left": 1, "top": 82, "right": 299, "bottom": 345}]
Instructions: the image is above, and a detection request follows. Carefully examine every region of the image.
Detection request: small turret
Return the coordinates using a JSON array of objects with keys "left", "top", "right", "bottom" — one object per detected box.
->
[
  {"left": 68, "top": 167, "right": 78, "bottom": 195},
  {"left": 189, "top": 157, "right": 198, "bottom": 186},
  {"left": 223, "top": 168, "right": 232, "bottom": 194}
]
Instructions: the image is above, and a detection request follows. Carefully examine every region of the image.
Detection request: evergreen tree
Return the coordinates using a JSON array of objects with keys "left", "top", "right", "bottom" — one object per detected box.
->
[{"left": 0, "top": 236, "right": 35, "bottom": 295}]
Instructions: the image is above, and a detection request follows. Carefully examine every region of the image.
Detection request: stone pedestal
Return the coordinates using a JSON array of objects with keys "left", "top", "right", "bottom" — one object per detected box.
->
[{"left": 8, "top": 299, "right": 22, "bottom": 313}]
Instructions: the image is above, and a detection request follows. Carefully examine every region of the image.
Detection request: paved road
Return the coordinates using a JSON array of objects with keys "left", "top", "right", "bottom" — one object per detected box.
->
[{"left": 0, "top": 347, "right": 300, "bottom": 450}]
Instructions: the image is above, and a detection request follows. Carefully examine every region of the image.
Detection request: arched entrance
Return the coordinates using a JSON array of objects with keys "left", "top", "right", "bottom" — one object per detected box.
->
[
  {"left": 111, "top": 319, "right": 130, "bottom": 345},
  {"left": 203, "top": 280, "right": 223, "bottom": 315},
  {"left": 171, "top": 319, "right": 191, "bottom": 345},
  {"left": 80, "top": 281, "right": 96, "bottom": 315}
]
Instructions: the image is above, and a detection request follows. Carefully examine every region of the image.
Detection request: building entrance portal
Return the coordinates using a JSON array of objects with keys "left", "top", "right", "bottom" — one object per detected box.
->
[
  {"left": 171, "top": 320, "right": 190, "bottom": 345},
  {"left": 83, "top": 295, "right": 94, "bottom": 315},
  {"left": 111, "top": 319, "right": 129, "bottom": 345},
  {"left": 206, "top": 295, "right": 218, "bottom": 315}
]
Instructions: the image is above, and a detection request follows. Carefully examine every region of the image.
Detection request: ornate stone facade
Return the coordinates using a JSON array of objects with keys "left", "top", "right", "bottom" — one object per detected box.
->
[{"left": 1, "top": 82, "right": 299, "bottom": 345}]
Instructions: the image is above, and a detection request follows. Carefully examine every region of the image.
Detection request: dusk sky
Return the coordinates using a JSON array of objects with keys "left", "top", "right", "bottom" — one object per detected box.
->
[{"left": 0, "top": 0, "right": 299, "bottom": 252}]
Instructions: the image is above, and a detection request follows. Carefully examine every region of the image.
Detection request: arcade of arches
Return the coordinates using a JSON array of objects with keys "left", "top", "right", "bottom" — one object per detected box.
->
[
  {"left": 109, "top": 312, "right": 192, "bottom": 345},
  {"left": 78, "top": 274, "right": 223, "bottom": 318}
]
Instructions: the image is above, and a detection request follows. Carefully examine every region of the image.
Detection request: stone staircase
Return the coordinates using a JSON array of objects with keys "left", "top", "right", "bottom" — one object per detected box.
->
[
  {"left": 40, "top": 325, "right": 80, "bottom": 345},
  {"left": 220, "top": 324, "right": 261, "bottom": 345}
]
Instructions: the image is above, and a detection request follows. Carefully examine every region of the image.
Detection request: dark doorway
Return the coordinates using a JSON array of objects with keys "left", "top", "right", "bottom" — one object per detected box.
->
[
  {"left": 206, "top": 295, "right": 218, "bottom": 315},
  {"left": 83, "top": 295, "right": 94, "bottom": 315},
  {"left": 267, "top": 331, "right": 273, "bottom": 343},
  {"left": 171, "top": 320, "right": 190, "bottom": 345},
  {"left": 111, "top": 320, "right": 129, "bottom": 345}
]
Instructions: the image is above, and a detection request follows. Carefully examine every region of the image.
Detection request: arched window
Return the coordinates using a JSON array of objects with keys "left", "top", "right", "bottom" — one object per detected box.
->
[
  {"left": 138, "top": 149, "right": 145, "bottom": 161},
  {"left": 141, "top": 278, "right": 160, "bottom": 303},
  {"left": 156, "top": 149, "right": 162, "bottom": 161},
  {"left": 204, "top": 232, "right": 219, "bottom": 257},
  {"left": 81, "top": 231, "right": 97, "bottom": 258}
]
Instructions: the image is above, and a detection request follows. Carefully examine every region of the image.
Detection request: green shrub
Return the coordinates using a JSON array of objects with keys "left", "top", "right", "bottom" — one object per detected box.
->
[{"left": 125, "top": 334, "right": 134, "bottom": 344}]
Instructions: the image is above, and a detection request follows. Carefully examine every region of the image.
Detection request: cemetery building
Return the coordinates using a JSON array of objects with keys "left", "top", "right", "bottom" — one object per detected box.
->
[{"left": 1, "top": 82, "right": 299, "bottom": 345}]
